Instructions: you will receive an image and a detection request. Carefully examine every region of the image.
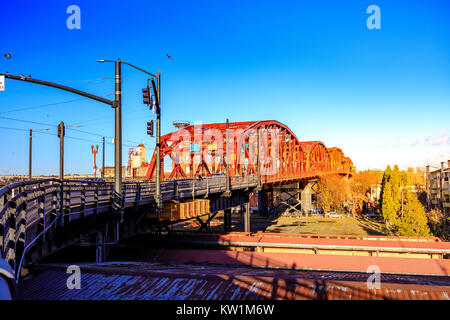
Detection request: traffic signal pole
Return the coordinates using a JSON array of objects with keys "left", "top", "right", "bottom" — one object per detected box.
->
[
  {"left": 29, "top": 129, "right": 32, "bottom": 179},
  {"left": 152, "top": 77, "right": 162, "bottom": 213},
  {"left": 114, "top": 60, "right": 122, "bottom": 199}
]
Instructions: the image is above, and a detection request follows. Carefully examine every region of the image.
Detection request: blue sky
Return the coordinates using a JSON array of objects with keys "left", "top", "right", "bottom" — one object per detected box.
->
[{"left": 1, "top": 0, "right": 449, "bottom": 175}]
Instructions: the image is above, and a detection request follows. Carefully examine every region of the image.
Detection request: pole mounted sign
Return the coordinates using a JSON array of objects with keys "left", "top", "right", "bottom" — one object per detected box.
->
[{"left": 0, "top": 75, "right": 5, "bottom": 91}]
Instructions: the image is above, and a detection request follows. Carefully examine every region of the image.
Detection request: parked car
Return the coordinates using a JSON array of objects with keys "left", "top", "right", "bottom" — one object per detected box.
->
[
  {"left": 326, "top": 211, "right": 342, "bottom": 218},
  {"left": 83, "top": 178, "right": 105, "bottom": 184},
  {"left": 364, "top": 212, "right": 381, "bottom": 219}
]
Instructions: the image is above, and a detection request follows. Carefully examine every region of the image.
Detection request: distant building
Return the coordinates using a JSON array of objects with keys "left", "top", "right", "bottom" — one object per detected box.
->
[
  {"left": 101, "top": 144, "right": 150, "bottom": 179},
  {"left": 102, "top": 166, "right": 127, "bottom": 178},
  {"left": 426, "top": 160, "right": 450, "bottom": 215},
  {"left": 127, "top": 144, "right": 149, "bottom": 178}
]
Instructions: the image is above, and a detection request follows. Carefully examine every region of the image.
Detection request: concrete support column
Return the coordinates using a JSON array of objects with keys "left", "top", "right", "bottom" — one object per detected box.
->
[
  {"left": 96, "top": 230, "right": 104, "bottom": 263},
  {"left": 257, "top": 190, "right": 268, "bottom": 216},
  {"left": 244, "top": 202, "right": 250, "bottom": 233},
  {"left": 301, "top": 185, "right": 312, "bottom": 216},
  {"left": 224, "top": 208, "right": 232, "bottom": 232}
]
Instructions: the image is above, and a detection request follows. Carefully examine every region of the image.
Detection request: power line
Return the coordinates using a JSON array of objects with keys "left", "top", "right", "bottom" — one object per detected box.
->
[
  {"left": 70, "top": 108, "right": 149, "bottom": 126},
  {"left": 0, "top": 115, "right": 55, "bottom": 127},
  {"left": 0, "top": 98, "right": 87, "bottom": 115},
  {"left": 0, "top": 126, "right": 151, "bottom": 149},
  {"left": 0, "top": 94, "right": 114, "bottom": 115},
  {"left": 66, "top": 127, "right": 150, "bottom": 145}
]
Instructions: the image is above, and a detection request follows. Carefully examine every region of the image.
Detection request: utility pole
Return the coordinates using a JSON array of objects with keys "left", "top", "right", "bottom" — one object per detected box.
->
[
  {"left": 58, "top": 121, "right": 65, "bottom": 222},
  {"left": 29, "top": 129, "right": 32, "bottom": 179},
  {"left": 58, "top": 121, "right": 65, "bottom": 180},
  {"left": 101, "top": 136, "right": 105, "bottom": 179}
]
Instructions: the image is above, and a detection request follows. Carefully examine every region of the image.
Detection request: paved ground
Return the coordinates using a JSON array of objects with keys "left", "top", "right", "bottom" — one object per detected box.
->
[
  {"left": 175, "top": 215, "right": 388, "bottom": 236},
  {"left": 263, "top": 217, "right": 387, "bottom": 235}
]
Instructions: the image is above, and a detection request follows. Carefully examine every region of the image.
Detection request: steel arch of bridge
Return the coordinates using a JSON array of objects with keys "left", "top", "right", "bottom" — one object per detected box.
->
[{"left": 145, "top": 120, "right": 354, "bottom": 183}]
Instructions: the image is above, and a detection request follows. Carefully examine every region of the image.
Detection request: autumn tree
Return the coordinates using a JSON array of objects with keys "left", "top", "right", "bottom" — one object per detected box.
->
[
  {"left": 426, "top": 209, "right": 449, "bottom": 240},
  {"left": 350, "top": 170, "right": 382, "bottom": 195},
  {"left": 316, "top": 175, "right": 350, "bottom": 213},
  {"left": 316, "top": 178, "right": 332, "bottom": 213},
  {"left": 396, "top": 190, "right": 431, "bottom": 237}
]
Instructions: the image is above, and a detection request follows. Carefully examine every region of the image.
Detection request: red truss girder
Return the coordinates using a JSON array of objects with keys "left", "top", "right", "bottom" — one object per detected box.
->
[{"left": 145, "top": 120, "right": 354, "bottom": 181}]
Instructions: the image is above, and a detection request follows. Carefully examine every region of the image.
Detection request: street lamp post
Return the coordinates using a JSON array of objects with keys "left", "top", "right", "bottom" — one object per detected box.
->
[{"left": 97, "top": 59, "right": 162, "bottom": 212}]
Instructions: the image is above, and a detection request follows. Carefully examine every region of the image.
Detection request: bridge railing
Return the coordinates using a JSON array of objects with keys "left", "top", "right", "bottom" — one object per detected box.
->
[
  {"left": 0, "top": 179, "right": 119, "bottom": 277},
  {"left": 0, "top": 171, "right": 349, "bottom": 279}
]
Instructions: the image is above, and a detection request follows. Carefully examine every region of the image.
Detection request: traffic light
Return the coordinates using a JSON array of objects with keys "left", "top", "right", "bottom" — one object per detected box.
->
[
  {"left": 147, "top": 120, "right": 154, "bottom": 136},
  {"left": 57, "top": 122, "right": 65, "bottom": 138},
  {"left": 142, "top": 86, "right": 152, "bottom": 107}
]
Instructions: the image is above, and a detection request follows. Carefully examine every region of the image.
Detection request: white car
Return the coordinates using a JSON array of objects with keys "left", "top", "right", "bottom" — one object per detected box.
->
[{"left": 327, "top": 211, "right": 341, "bottom": 218}]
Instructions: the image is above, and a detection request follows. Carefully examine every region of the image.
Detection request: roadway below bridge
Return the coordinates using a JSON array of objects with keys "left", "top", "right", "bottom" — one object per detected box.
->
[{"left": 17, "top": 229, "right": 450, "bottom": 300}]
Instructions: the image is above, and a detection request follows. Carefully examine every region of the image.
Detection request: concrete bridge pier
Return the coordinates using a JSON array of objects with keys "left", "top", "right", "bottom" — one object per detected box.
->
[
  {"left": 256, "top": 190, "right": 268, "bottom": 215},
  {"left": 244, "top": 202, "right": 250, "bottom": 233},
  {"left": 95, "top": 221, "right": 120, "bottom": 263},
  {"left": 300, "top": 182, "right": 313, "bottom": 216},
  {"left": 223, "top": 208, "right": 232, "bottom": 232},
  {"left": 95, "top": 230, "right": 104, "bottom": 263}
]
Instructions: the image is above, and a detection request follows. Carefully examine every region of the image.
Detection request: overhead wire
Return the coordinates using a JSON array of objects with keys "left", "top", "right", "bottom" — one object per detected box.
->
[
  {"left": 0, "top": 125, "right": 151, "bottom": 149},
  {"left": 0, "top": 94, "right": 114, "bottom": 115}
]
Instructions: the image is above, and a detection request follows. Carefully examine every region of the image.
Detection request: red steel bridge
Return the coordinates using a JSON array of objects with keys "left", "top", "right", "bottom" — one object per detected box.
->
[
  {"left": 0, "top": 120, "right": 356, "bottom": 281},
  {"left": 145, "top": 120, "right": 354, "bottom": 181}
]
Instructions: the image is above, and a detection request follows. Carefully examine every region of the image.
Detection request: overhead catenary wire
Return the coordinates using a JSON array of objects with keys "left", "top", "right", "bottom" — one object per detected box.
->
[
  {"left": 0, "top": 115, "right": 152, "bottom": 144},
  {"left": 0, "top": 126, "right": 148, "bottom": 149},
  {"left": 0, "top": 93, "right": 114, "bottom": 115}
]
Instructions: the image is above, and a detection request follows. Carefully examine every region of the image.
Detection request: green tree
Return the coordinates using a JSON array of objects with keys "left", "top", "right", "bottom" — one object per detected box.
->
[
  {"left": 381, "top": 179, "right": 397, "bottom": 227},
  {"left": 397, "top": 191, "right": 431, "bottom": 237},
  {"left": 379, "top": 165, "right": 392, "bottom": 209},
  {"left": 391, "top": 165, "right": 402, "bottom": 213}
]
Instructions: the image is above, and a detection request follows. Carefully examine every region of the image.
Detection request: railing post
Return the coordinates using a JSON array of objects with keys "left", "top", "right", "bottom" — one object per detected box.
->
[
  {"left": 136, "top": 183, "right": 141, "bottom": 206},
  {"left": 37, "top": 187, "right": 45, "bottom": 243},
  {"left": 65, "top": 185, "right": 71, "bottom": 225},
  {"left": 14, "top": 193, "right": 27, "bottom": 273},
  {"left": 81, "top": 185, "right": 86, "bottom": 219},
  {"left": 95, "top": 185, "right": 99, "bottom": 214},
  {"left": 5, "top": 202, "right": 16, "bottom": 269}
]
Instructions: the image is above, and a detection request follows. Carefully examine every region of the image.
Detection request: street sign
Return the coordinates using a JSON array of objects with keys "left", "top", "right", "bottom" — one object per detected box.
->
[{"left": 0, "top": 75, "right": 5, "bottom": 91}]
